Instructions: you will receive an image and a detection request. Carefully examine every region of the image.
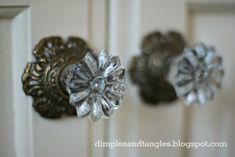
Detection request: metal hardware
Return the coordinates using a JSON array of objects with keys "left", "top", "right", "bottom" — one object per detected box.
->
[
  {"left": 129, "top": 31, "right": 186, "bottom": 105},
  {"left": 129, "top": 31, "right": 224, "bottom": 106},
  {"left": 22, "top": 36, "right": 127, "bottom": 120},
  {"left": 22, "top": 36, "right": 91, "bottom": 118}
]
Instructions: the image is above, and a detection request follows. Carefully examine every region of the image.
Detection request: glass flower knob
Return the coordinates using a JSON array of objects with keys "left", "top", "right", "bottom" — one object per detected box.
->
[
  {"left": 170, "top": 43, "right": 224, "bottom": 106},
  {"left": 64, "top": 50, "right": 127, "bottom": 121}
]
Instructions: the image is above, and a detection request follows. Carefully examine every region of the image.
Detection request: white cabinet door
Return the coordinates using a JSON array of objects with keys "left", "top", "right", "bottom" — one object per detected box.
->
[
  {"left": 0, "top": 0, "right": 234, "bottom": 157},
  {"left": 0, "top": 0, "right": 108, "bottom": 157},
  {"left": 108, "top": 0, "right": 235, "bottom": 157}
]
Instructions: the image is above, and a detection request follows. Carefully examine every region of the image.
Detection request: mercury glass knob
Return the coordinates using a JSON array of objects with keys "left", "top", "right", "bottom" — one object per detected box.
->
[
  {"left": 64, "top": 50, "right": 127, "bottom": 121},
  {"left": 169, "top": 43, "right": 224, "bottom": 106}
]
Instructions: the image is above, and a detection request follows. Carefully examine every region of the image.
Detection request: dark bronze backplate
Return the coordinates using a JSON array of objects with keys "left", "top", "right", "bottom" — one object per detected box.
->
[
  {"left": 22, "top": 36, "right": 91, "bottom": 118},
  {"left": 129, "top": 31, "right": 186, "bottom": 105}
]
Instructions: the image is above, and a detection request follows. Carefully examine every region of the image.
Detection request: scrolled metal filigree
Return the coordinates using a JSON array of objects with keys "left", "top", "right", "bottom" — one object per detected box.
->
[
  {"left": 22, "top": 36, "right": 91, "bottom": 118},
  {"left": 129, "top": 31, "right": 186, "bottom": 104}
]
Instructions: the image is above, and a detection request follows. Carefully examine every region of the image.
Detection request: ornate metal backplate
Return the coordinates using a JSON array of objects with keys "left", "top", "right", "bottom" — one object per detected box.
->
[
  {"left": 22, "top": 36, "right": 91, "bottom": 118},
  {"left": 129, "top": 31, "right": 186, "bottom": 105}
]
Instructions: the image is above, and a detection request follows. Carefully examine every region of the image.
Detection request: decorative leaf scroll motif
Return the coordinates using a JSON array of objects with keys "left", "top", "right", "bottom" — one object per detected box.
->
[
  {"left": 65, "top": 50, "right": 127, "bottom": 122},
  {"left": 129, "top": 31, "right": 186, "bottom": 104},
  {"left": 22, "top": 36, "right": 91, "bottom": 118},
  {"left": 170, "top": 43, "right": 224, "bottom": 106}
]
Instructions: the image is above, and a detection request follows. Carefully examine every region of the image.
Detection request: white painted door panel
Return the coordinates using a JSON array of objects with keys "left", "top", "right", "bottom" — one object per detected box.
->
[
  {"left": 0, "top": 0, "right": 234, "bottom": 157},
  {"left": 0, "top": 18, "right": 16, "bottom": 157},
  {"left": 0, "top": 5, "right": 32, "bottom": 157},
  {"left": 109, "top": 0, "right": 235, "bottom": 157},
  {"left": 187, "top": 6, "right": 235, "bottom": 157},
  {"left": 0, "top": 0, "right": 108, "bottom": 157}
]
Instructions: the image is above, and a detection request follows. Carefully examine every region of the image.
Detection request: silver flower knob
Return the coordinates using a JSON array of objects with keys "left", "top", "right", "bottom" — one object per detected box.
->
[
  {"left": 170, "top": 43, "right": 224, "bottom": 106},
  {"left": 65, "top": 50, "right": 127, "bottom": 121}
]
